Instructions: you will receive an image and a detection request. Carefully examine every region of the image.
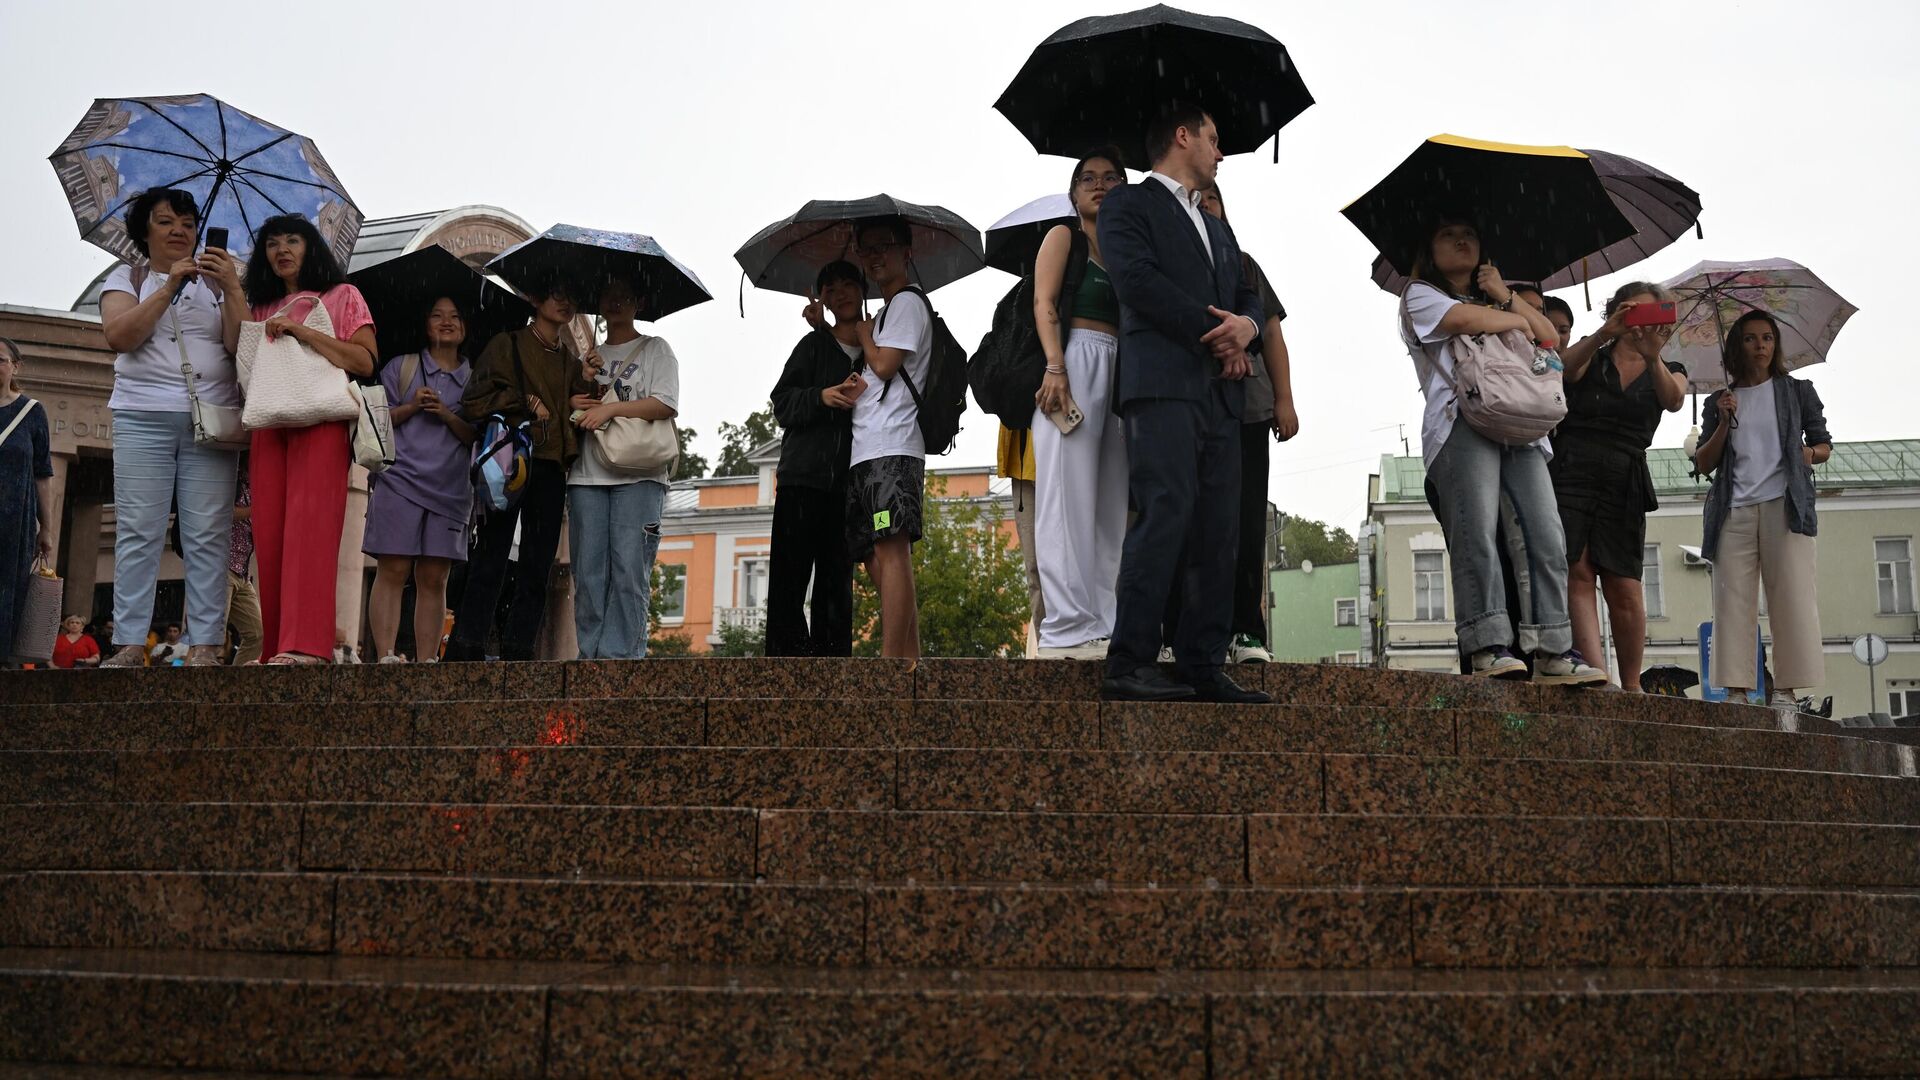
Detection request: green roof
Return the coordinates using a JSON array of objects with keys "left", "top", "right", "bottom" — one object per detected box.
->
[{"left": 1376, "top": 440, "right": 1920, "bottom": 504}]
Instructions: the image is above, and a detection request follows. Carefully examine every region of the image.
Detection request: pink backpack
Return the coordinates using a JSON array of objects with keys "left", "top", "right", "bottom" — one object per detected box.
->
[{"left": 1405, "top": 302, "right": 1567, "bottom": 446}]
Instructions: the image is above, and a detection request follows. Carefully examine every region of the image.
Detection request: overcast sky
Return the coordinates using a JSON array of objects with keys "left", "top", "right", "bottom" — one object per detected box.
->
[{"left": 3, "top": 0, "right": 1915, "bottom": 531}]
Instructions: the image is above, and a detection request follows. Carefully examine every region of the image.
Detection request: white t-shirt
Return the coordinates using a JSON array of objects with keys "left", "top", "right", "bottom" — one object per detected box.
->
[
  {"left": 1401, "top": 282, "right": 1551, "bottom": 468},
  {"left": 851, "top": 289, "right": 932, "bottom": 465},
  {"left": 1729, "top": 379, "right": 1788, "bottom": 507},
  {"left": 101, "top": 264, "right": 241, "bottom": 412},
  {"left": 569, "top": 333, "right": 681, "bottom": 487}
]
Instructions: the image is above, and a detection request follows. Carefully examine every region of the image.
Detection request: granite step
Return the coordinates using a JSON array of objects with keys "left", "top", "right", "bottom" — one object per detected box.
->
[
  {"left": 6, "top": 870, "right": 1919, "bottom": 971},
  {"left": 7, "top": 698, "right": 1910, "bottom": 782},
  {"left": 7, "top": 802, "right": 1919, "bottom": 891},
  {"left": 3, "top": 949, "right": 1918, "bottom": 1078},
  {"left": 4, "top": 744, "right": 1914, "bottom": 824}
]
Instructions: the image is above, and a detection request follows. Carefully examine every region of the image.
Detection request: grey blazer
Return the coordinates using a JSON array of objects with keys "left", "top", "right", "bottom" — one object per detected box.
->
[{"left": 1697, "top": 374, "right": 1831, "bottom": 561}]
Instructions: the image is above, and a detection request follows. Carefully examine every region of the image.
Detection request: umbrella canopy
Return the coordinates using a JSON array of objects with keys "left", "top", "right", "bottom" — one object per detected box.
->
[
  {"left": 1640, "top": 664, "right": 1700, "bottom": 697},
  {"left": 994, "top": 4, "right": 1313, "bottom": 167},
  {"left": 349, "top": 245, "right": 533, "bottom": 364},
  {"left": 485, "top": 224, "right": 711, "bottom": 319},
  {"left": 1344, "top": 135, "right": 1636, "bottom": 289},
  {"left": 49, "top": 93, "right": 361, "bottom": 264},
  {"left": 1659, "top": 258, "right": 1858, "bottom": 392},
  {"left": 984, "top": 193, "right": 1077, "bottom": 276},
  {"left": 734, "top": 195, "right": 986, "bottom": 300},
  {"left": 1368, "top": 146, "right": 1702, "bottom": 296}
]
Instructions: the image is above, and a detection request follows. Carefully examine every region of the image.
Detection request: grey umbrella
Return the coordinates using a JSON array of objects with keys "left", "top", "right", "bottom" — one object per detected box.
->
[{"left": 733, "top": 195, "right": 985, "bottom": 309}]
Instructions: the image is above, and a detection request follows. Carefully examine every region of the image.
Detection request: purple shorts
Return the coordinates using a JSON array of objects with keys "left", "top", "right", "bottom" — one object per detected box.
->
[{"left": 362, "top": 487, "right": 469, "bottom": 562}]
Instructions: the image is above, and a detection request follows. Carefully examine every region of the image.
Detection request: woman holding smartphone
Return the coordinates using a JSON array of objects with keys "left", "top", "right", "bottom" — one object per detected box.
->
[
  {"left": 1029, "top": 146, "right": 1129, "bottom": 659},
  {"left": 364, "top": 297, "right": 476, "bottom": 663},
  {"left": 243, "top": 214, "right": 377, "bottom": 665},
  {"left": 1548, "top": 282, "right": 1688, "bottom": 691},
  {"left": 96, "top": 189, "right": 246, "bottom": 667},
  {"left": 1692, "top": 309, "right": 1831, "bottom": 706}
]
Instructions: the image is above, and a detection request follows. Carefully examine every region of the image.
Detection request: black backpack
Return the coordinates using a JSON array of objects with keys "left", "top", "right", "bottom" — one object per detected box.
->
[
  {"left": 966, "top": 229, "right": 1089, "bottom": 430},
  {"left": 880, "top": 286, "right": 971, "bottom": 456}
]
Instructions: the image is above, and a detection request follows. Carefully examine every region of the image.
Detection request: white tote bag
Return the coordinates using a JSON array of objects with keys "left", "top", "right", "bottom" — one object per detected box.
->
[{"left": 237, "top": 294, "right": 359, "bottom": 429}]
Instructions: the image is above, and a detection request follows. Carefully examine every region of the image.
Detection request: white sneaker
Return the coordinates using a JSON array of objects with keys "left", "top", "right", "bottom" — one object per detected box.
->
[
  {"left": 1534, "top": 649, "right": 1609, "bottom": 688},
  {"left": 1157, "top": 646, "right": 1176, "bottom": 664},
  {"left": 377, "top": 654, "right": 408, "bottom": 665},
  {"left": 1470, "top": 646, "right": 1529, "bottom": 679},
  {"left": 1037, "top": 638, "right": 1111, "bottom": 661},
  {"left": 1766, "top": 689, "right": 1804, "bottom": 710},
  {"left": 1230, "top": 634, "right": 1271, "bottom": 664},
  {"left": 333, "top": 645, "right": 361, "bottom": 665}
]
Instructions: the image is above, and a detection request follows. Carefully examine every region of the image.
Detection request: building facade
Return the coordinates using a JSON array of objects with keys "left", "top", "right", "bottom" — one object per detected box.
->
[
  {"left": 1364, "top": 441, "right": 1920, "bottom": 718},
  {"left": 1267, "top": 560, "right": 1366, "bottom": 664}
]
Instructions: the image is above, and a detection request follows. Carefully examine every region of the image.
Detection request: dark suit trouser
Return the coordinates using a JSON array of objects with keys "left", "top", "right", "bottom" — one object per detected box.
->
[
  {"left": 765, "top": 483, "right": 853, "bottom": 657},
  {"left": 1162, "top": 420, "right": 1270, "bottom": 647},
  {"left": 1109, "top": 384, "right": 1241, "bottom": 678}
]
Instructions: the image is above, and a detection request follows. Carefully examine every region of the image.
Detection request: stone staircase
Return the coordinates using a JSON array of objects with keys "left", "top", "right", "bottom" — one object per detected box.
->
[{"left": 1, "top": 658, "right": 1917, "bottom": 1078}]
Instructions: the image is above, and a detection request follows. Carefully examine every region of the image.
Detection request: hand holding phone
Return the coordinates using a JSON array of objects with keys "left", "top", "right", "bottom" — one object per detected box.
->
[
  {"left": 1622, "top": 301, "right": 1678, "bottom": 327},
  {"left": 1049, "top": 395, "right": 1084, "bottom": 435},
  {"left": 203, "top": 227, "right": 229, "bottom": 253}
]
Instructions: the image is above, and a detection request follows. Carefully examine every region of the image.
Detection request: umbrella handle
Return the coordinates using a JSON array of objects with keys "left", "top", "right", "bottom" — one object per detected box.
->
[{"left": 737, "top": 270, "right": 747, "bottom": 319}]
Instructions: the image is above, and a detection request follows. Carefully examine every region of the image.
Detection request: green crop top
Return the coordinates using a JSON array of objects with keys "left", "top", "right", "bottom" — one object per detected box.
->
[{"left": 1070, "top": 259, "right": 1119, "bottom": 325}]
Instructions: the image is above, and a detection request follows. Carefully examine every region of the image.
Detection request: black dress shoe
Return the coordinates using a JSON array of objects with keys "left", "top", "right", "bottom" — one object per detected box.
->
[
  {"left": 1102, "top": 665, "right": 1199, "bottom": 702},
  {"left": 1182, "top": 670, "right": 1273, "bottom": 705}
]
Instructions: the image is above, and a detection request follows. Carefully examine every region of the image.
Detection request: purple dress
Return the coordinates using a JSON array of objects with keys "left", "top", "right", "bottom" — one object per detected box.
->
[{"left": 362, "top": 353, "right": 474, "bottom": 561}]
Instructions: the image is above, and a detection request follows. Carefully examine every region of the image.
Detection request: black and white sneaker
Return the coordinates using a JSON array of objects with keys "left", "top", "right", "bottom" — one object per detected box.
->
[
  {"left": 1470, "top": 645, "right": 1529, "bottom": 679},
  {"left": 1534, "top": 649, "right": 1609, "bottom": 688}
]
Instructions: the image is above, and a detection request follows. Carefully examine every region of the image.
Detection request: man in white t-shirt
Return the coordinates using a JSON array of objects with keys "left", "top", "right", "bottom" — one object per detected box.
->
[{"left": 850, "top": 217, "right": 931, "bottom": 659}]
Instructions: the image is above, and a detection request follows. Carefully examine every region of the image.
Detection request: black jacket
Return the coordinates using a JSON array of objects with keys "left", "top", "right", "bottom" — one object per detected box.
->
[{"left": 770, "top": 328, "right": 859, "bottom": 491}]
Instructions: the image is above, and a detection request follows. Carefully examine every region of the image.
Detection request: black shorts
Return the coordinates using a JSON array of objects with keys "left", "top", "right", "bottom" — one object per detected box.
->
[{"left": 846, "top": 454, "right": 924, "bottom": 561}]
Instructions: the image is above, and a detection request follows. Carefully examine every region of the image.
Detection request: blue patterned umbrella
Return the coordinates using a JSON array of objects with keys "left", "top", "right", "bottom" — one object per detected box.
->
[
  {"left": 485, "top": 224, "right": 712, "bottom": 319},
  {"left": 49, "top": 93, "right": 362, "bottom": 264}
]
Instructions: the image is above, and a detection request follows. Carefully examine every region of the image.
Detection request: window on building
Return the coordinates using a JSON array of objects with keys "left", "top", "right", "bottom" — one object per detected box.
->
[
  {"left": 1334, "top": 598, "right": 1358, "bottom": 627},
  {"left": 738, "top": 558, "right": 770, "bottom": 610},
  {"left": 1413, "top": 552, "right": 1446, "bottom": 621},
  {"left": 1889, "top": 689, "right": 1920, "bottom": 719},
  {"left": 1642, "top": 544, "right": 1664, "bottom": 618},
  {"left": 656, "top": 564, "right": 687, "bottom": 621},
  {"left": 1335, "top": 650, "right": 1360, "bottom": 665},
  {"left": 1876, "top": 538, "right": 1915, "bottom": 614}
]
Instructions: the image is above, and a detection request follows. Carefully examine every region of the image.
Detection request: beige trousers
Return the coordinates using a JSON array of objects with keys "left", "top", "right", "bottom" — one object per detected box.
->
[
  {"left": 1711, "top": 497, "right": 1822, "bottom": 690},
  {"left": 226, "top": 571, "right": 264, "bottom": 666}
]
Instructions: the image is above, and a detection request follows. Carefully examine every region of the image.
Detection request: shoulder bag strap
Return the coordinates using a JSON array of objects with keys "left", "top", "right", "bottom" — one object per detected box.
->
[
  {"left": 0, "top": 397, "right": 39, "bottom": 447},
  {"left": 170, "top": 307, "right": 210, "bottom": 409},
  {"left": 399, "top": 351, "right": 423, "bottom": 401},
  {"left": 1401, "top": 298, "right": 1460, "bottom": 395},
  {"left": 1057, "top": 229, "right": 1089, "bottom": 321}
]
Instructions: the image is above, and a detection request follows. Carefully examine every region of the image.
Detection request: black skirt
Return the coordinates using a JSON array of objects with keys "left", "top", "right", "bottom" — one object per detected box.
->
[{"left": 1549, "top": 442, "right": 1657, "bottom": 580}]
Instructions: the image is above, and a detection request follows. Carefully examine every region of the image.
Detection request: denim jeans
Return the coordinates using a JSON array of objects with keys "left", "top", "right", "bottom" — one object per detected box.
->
[
  {"left": 1425, "top": 422, "right": 1572, "bottom": 657},
  {"left": 110, "top": 410, "right": 238, "bottom": 647},
  {"left": 568, "top": 479, "right": 666, "bottom": 659}
]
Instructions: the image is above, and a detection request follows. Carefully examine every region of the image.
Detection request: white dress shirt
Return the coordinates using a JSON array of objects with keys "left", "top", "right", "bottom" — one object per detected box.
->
[{"left": 1148, "top": 171, "right": 1211, "bottom": 259}]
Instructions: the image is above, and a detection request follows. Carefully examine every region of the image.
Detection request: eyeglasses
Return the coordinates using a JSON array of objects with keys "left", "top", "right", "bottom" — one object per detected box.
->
[
  {"left": 856, "top": 241, "right": 906, "bottom": 256},
  {"left": 1076, "top": 172, "right": 1124, "bottom": 188}
]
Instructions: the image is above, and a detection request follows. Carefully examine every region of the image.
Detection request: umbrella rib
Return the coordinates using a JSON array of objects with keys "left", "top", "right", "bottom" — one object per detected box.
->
[
  {"left": 233, "top": 164, "right": 348, "bottom": 196},
  {"left": 232, "top": 173, "right": 294, "bottom": 218},
  {"left": 228, "top": 130, "right": 297, "bottom": 168},
  {"left": 755, "top": 220, "right": 856, "bottom": 283},
  {"left": 77, "top": 143, "right": 212, "bottom": 165},
  {"left": 135, "top": 99, "right": 218, "bottom": 159},
  {"left": 77, "top": 164, "right": 219, "bottom": 242}
]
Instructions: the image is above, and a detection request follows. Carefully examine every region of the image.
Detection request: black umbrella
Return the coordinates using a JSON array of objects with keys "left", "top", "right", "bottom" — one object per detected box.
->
[
  {"left": 485, "top": 223, "right": 711, "bottom": 319},
  {"left": 734, "top": 195, "right": 986, "bottom": 305},
  {"left": 1538, "top": 149, "right": 1703, "bottom": 295},
  {"left": 993, "top": 4, "right": 1314, "bottom": 167},
  {"left": 349, "top": 244, "right": 533, "bottom": 365},
  {"left": 984, "top": 193, "right": 1077, "bottom": 276},
  {"left": 1641, "top": 664, "right": 1700, "bottom": 697},
  {"left": 1344, "top": 135, "right": 1637, "bottom": 288}
]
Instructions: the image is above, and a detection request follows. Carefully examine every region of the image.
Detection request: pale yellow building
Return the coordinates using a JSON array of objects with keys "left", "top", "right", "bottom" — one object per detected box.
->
[{"left": 1363, "top": 441, "right": 1920, "bottom": 718}]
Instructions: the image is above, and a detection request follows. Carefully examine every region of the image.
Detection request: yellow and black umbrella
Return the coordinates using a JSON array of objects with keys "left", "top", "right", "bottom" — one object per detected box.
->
[{"left": 1343, "top": 135, "right": 1635, "bottom": 288}]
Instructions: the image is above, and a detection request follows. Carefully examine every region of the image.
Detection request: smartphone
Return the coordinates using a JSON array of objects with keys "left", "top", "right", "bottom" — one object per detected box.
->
[
  {"left": 1623, "top": 301, "right": 1678, "bottom": 327},
  {"left": 203, "top": 227, "right": 229, "bottom": 252},
  {"left": 1049, "top": 400, "right": 1084, "bottom": 436}
]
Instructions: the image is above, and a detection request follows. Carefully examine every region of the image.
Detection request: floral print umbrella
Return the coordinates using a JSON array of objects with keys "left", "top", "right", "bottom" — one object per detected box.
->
[{"left": 1659, "top": 258, "right": 1857, "bottom": 392}]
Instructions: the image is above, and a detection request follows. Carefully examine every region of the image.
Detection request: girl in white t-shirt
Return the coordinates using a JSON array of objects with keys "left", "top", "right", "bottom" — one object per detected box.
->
[
  {"left": 96, "top": 189, "right": 248, "bottom": 668},
  {"left": 566, "top": 276, "right": 680, "bottom": 659},
  {"left": 1398, "top": 215, "right": 1605, "bottom": 687}
]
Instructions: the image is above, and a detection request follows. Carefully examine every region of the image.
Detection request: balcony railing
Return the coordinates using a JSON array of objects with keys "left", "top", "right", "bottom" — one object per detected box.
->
[{"left": 714, "top": 606, "right": 767, "bottom": 632}]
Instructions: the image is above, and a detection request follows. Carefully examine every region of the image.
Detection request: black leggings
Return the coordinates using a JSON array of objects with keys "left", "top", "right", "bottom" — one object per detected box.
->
[{"left": 447, "top": 458, "right": 566, "bottom": 661}]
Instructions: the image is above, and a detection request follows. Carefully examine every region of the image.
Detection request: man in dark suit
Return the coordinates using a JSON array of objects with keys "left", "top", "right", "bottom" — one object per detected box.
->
[{"left": 1097, "top": 106, "right": 1272, "bottom": 704}]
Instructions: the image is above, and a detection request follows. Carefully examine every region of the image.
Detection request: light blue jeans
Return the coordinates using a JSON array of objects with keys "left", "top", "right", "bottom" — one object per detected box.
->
[
  {"left": 568, "top": 480, "right": 666, "bottom": 659},
  {"left": 1425, "top": 421, "right": 1572, "bottom": 657},
  {"left": 110, "top": 410, "right": 238, "bottom": 647}
]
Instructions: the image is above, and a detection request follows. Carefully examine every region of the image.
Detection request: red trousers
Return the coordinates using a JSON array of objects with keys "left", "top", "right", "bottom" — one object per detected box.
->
[{"left": 251, "top": 422, "right": 349, "bottom": 659}]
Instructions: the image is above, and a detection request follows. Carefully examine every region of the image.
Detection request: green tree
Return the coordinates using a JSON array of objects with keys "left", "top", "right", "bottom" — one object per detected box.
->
[
  {"left": 672, "top": 426, "right": 708, "bottom": 482},
  {"left": 713, "top": 406, "right": 778, "bottom": 477},
  {"left": 712, "top": 620, "right": 765, "bottom": 657},
  {"left": 852, "top": 474, "right": 1028, "bottom": 657},
  {"left": 646, "top": 562, "right": 693, "bottom": 656},
  {"left": 1279, "top": 514, "right": 1358, "bottom": 568}
]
